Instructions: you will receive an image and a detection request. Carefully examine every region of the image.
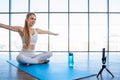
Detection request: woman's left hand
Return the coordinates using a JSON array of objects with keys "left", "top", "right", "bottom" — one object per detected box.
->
[{"left": 54, "top": 33, "right": 59, "bottom": 36}]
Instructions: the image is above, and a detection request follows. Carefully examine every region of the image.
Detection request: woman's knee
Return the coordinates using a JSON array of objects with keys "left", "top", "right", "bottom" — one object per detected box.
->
[
  {"left": 43, "top": 51, "right": 52, "bottom": 57},
  {"left": 16, "top": 54, "right": 38, "bottom": 64},
  {"left": 16, "top": 54, "right": 22, "bottom": 61},
  {"left": 16, "top": 54, "right": 26, "bottom": 63},
  {"left": 47, "top": 51, "right": 53, "bottom": 57}
]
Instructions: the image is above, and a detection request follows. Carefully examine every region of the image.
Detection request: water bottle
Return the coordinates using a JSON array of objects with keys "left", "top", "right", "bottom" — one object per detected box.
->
[{"left": 68, "top": 52, "right": 74, "bottom": 68}]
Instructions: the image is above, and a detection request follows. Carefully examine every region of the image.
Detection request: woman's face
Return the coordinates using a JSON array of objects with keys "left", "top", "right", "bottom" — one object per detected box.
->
[{"left": 27, "top": 14, "right": 36, "bottom": 27}]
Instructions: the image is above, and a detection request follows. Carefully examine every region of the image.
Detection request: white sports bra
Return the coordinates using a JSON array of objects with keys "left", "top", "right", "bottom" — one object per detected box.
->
[{"left": 21, "top": 28, "right": 38, "bottom": 45}]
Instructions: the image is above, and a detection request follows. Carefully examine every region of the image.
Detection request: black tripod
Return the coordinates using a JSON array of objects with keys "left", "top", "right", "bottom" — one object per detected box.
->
[{"left": 97, "top": 48, "right": 114, "bottom": 78}]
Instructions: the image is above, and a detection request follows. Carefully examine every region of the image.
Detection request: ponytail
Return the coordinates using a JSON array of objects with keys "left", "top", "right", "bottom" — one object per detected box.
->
[
  {"left": 23, "top": 12, "right": 36, "bottom": 48},
  {"left": 24, "top": 20, "right": 30, "bottom": 48}
]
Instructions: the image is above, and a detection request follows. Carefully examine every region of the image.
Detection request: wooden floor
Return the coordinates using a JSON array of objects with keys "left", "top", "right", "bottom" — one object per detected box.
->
[{"left": 0, "top": 52, "right": 120, "bottom": 80}]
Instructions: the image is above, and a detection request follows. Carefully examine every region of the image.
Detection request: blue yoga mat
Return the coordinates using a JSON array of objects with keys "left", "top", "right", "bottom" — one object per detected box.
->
[{"left": 7, "top": 60, "right": 96, "bottom": 80}]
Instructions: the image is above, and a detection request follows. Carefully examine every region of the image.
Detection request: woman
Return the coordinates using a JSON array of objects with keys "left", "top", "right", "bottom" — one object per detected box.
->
[{"left": 0, "top": 13, "right": 58, "bottom": 66}]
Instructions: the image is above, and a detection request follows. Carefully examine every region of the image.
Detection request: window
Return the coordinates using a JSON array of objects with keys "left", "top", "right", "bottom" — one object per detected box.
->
[
  {"left": 90, "top": 14, "right": 107, "bottom": 51},
  {"left": 50, "top": 14, "right": 68, "bottom": 51},
  {"left": 0, "top": 0, "right": 120, "bottom": 52},
  {"left": 0, "top": 0, "right": 9, "bottom": 12},
  {"left": 109, "top": 14, "right": 120, "bottom": 51},
  {"left": 70, "top": 14, "right": 88, "bottom": 51},
  {"left": 0, "top": 14, "right": 9, "bottom": 51},
  {"left": 31, "top": 0, "right": 48, "bottom": 12},
  {"left": 50, "top": 0, "right": 68, "bottom": 12},
  {"left": 70, "top": 0, "right": 88, "bottom": 12},
  {"left": 11, "top": 0, "right": 28, "bottom": 12}
]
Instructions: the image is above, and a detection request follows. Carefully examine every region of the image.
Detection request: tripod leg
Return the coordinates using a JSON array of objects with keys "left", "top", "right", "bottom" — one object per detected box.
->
[
  {"left": 105, "top": 68, "right": 114, "bottom": 78},
  {"left": 97, "top": 68, "right": 104, "bottom": 78}
]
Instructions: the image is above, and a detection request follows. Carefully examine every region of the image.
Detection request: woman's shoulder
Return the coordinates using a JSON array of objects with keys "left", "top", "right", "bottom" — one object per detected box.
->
[
  {"left": 18, "top": 26, "right": 24, "bottom": 32},
  {"left": 35, "top": 28, "right": 41, "bottom": 32},
  {"left": 35, "top": 28, "right": 43, "bottom": 31},
  {"left": 34, "top": 28, "right": 39, "bottom": 34},
  {"left": 35, "top": 28, "right": 39, "bottom": 30},
  {"left": 17, "top": 26, "right": 24, "bottom": 36}
]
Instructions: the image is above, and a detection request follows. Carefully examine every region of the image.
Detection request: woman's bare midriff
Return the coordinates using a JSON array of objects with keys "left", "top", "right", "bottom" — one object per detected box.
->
[{"left": 22, "top": 45, "right": 35, "bottom": 50}]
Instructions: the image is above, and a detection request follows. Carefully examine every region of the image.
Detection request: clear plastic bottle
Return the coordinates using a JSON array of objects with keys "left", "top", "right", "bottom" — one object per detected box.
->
[{"left": 68, "top": 52, "right": 74, "bottom": 68}]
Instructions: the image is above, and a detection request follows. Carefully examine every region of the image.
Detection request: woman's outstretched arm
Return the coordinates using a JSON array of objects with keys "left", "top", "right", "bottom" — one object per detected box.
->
[
  {"left": 0, "top": 23, "right": 23, "bottom": 32},
  {"left": 36, "top": 28, "right": 58, "bottom": 36}
]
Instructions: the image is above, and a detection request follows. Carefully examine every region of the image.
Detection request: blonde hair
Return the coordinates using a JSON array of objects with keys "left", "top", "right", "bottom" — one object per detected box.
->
[{"left": 24, "top": 13, "right": 36, "bottom": 48}]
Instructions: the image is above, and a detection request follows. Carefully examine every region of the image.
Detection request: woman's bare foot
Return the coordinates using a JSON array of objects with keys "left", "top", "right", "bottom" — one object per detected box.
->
[
  {"left": 38, "top": 60, "right": 49, "bottom": 64},
  {"left": 22, "top": 63, "right": 30, "bottom": 66}
]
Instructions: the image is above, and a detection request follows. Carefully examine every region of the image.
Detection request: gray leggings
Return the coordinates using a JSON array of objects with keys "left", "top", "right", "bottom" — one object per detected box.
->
[{"left": 16, "top": 49, "right": 52, "bottom": 64}]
